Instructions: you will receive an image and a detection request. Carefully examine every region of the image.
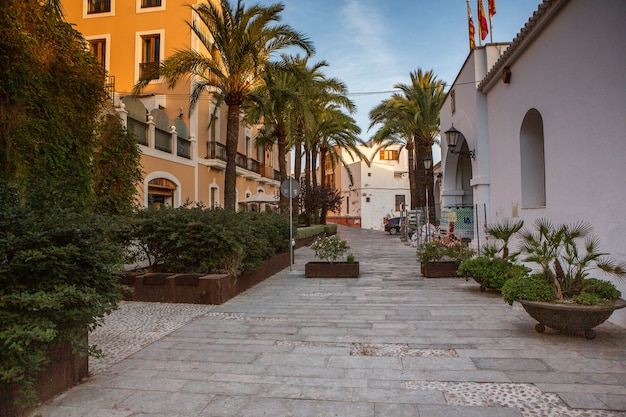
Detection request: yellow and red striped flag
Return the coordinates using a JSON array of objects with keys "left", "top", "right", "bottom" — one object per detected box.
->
[
  {"left": 477, "top": 0, "right": 489, "bottom": 41},
  {"left": 488, "top": 0, "right": 496, "bottom": 19},
  {"left": 467, "top": 0, "right": 476, "bottom": 50}
]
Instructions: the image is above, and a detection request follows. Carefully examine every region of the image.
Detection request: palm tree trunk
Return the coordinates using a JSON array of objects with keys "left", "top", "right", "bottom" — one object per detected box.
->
[
  {"left": 277, "top": 122, "right": 289, "bottom": 217},
  {"left": 223, "top": 102, "right": 241, "bottom": 211},
  {"left": 311, "top": 148, "right": 319, "bottom": 188},
  {"left": 317, "top": 147, "right": 327, "bottom": 224},
  {"left": 303, "top": 143, "right": 312, "bottom": 226},
  {"left": 415, "top": 140, "right": 427, "bottom": 209},
  {"left": 406, "top": 141, "right": 417, "bottom": 209},
  {"left": 293, "top": 118, "right": 304, "bottom": 220}
]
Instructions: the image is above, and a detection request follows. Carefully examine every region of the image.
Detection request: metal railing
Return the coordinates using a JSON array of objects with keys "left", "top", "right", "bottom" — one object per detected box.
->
[
  {"left": 235, "top": 152, "right": 247, "bottom": 169},
  {"left": 177, "top": 137, "right": 191, "bottom": 159},
  {"left": 205, "top": 141, "right": 227, "bottom": 161},
  {"left": 155, "top": 128, "right": 171, "bottom": 153},
  {"left": 128, "top": 118, "right": 148, "bottom": 146},
  {"left": 247, "top": 158, "right": 260, "bottom": 174},
  {"left": 139, "top": 62, "right": 159, "bottom": 80}
]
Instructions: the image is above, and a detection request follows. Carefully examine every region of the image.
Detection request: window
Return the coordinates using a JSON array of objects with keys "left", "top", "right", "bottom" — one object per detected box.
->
[
  {"left": 520, "top": 109, "right": 546, "bottom": 207},
  {"left": 380, "top": 150, "right": 399, "bottom": 161},
  {"left": 148, "top": 178, "right": 176, "bottom": 209},
  {"left": 89, "top": 39, "right": 106, "bottom": 67},
  {"left": 140, "top": 35, "right": 160, "bottom": 80},
  {"left": 141, "top": 0, "right": 161, "bottom": 7},
  {"left": 88, "top": 0, "right": 110, "bottom": 14},
  {"left": 395, "top": 195, "right": 406, "bottom": 212},
  {"left": 210, "top": 186, "right": 219, "bottom": 208},
  {"left": 137, "top": 0, "right": 165, "bottom": 13},
  {"left": 450, "top": 89, "right": 456, "bottom": 115}
]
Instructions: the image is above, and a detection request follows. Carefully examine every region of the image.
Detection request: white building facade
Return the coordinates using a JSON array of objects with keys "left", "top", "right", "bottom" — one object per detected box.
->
[
  {"left": 440, "top": 0, "right": 626, "bottom": 326},
  {"left": 329, "top": 144, "right": 411, "bottom": 231}
]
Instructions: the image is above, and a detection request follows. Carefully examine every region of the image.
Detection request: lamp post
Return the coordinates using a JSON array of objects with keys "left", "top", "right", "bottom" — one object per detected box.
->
[{"left": 445, "top": 125, "right": 475, "bottom": 159}]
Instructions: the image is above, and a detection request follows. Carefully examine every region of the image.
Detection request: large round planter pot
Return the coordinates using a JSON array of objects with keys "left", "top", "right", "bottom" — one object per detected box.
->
[{"left": 519, "top": 298, "right": 626, "bottom": 339}]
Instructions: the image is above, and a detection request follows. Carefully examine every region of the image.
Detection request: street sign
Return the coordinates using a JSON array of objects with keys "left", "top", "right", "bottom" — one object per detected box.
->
[{"left": 280, "top": 178, "right": 300, "bottom": 198}]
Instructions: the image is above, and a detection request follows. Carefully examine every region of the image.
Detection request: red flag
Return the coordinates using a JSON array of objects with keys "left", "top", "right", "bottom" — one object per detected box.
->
[
  {"left": 467, "top": 1, "right": 476, "bottom": 49},
  {"left": 477, "top": 0, "right": 488, "bottom": 41},
  {"left": 488, "top": 0, "right": 496, "bottom": 19}
]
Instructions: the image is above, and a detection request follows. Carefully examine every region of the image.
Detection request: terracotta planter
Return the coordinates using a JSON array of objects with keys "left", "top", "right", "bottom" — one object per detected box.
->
[
  {"left": 519, "top": 298, "right": 626, "bottom": 339},
  {"left": 421, "top": 261, "right": 459, "bottom": 278},
  {"left": 305, "top": 262, "right": 359, "bottom": 278}
]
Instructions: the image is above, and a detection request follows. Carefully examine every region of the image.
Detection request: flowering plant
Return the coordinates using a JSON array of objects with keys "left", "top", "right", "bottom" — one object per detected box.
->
[
  {"left": 310, "top": 234, "right": 350, "bottom": 263},
  {"left": 417, "top": 239, "right": 474, "bottom": 263}
]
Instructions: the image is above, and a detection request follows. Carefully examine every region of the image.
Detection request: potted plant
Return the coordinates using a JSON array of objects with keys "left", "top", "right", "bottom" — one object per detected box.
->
[
  {"left": 458, "top": 218, "right": 528, "bottom": 291},
  {"left": 417, "top": 238, "right": 474, "bottom": 278},
  {"left": 305, "top": 234, "right": 359, "bottom": 278},
  {"left": 501, "top": 218, "right": 626, "bottom": 339}
]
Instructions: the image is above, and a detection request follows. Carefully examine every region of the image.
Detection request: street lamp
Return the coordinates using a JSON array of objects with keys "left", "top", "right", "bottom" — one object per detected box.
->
[
  {"left": 423, "top": 156, "right": 433, "bottom": 171},
  {"left": 445, "top": 125, "right": 475, "bottom": 159}
]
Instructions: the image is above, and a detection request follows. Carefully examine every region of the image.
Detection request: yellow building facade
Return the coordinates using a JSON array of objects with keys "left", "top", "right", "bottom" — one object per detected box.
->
[{"left": 62, "top": 0, "right": 282, "bottom": 209}]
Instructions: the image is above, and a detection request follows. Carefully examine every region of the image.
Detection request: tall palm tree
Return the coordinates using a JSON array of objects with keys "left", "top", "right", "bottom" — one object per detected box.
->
[
  {"left": 308, "top": 102, "right": 365, "bottom": 224},
  {"left": 369, "top": 69, "right": 445, "bottom": 216},
  {"left": 397, "top": 69, "right": 446, "bottom": 217},
  {"left": 134, "top": 0, "right": 313, "bottom": 211},
  {"left": 244, "top": 58, "right": 307, "bottom": 215}
]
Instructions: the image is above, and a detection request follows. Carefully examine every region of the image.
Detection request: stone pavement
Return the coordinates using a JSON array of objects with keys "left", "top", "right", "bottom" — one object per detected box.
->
[{"left": 32, "top": 226, "right": 626, "bottom": 417}]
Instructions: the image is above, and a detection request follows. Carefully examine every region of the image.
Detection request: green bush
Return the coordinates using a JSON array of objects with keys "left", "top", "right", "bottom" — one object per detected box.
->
[
  {"left": 0, "top": 194, "right": 123, "bottom": 406},
  {"left": 310, "top": 234, "right": 350, "bottom": 262},
  {"left": 581, "top": 278, "right": 621, "bottom": 301},
  {"left": 295, "top": 225, "right": 327, "bottom": 240},
  {"left": 501, "top": 274, "right": 557, "bottom": 305},
  {"left": 458, "top": 257, "right": 529, "bottom": 292},
  {"left": 572, "top": 292, "right": 602, "bottom": 306},
  {"left": 417, "top": 240, "right": 474, "bottom": 264},
  {"left": 128, "top": 205, "right": 290, "bottom": 274}
]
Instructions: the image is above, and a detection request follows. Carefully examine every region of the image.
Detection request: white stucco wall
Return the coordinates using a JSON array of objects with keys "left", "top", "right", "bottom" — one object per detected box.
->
[
  {"left": 339, "top": 145, "right": 410, "bottom": 231},
  {"left": 484, "top": 0, "right": 626, "bottom": 326}
]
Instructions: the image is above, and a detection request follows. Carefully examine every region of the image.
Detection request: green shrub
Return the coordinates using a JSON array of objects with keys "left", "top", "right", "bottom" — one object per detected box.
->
[
  {"left": 501, "top": 274, "right": 557, "bottom": 305},
  {"left": 310, "top": 234, "right": 350, "bottom": 262},
  {"left": 417, "top": 240, "right": 474, "bottom": 264},
  {"left": 0, "top": 195, "right": 123, "bottom": 406},
  {"left": 581, "top": 278, "right": 621, "bottom": 301},
  {"left": 295, "top": 225, "right": 327, "bottom": 240},
  {"left": 128, "top": 205, "right": 290, "bottom": 274},
  {"left": 458, "top": 257, "right": 529, "bottom": 291},
  {"left": 572, "top": 292, "right": 602, "bottom": 306}
]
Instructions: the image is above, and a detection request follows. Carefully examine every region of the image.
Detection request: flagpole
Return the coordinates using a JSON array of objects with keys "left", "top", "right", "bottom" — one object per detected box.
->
[
  {"left": 466, "top": 0, "right": 475, "bottom": 50},
  {"left": 489, "top": 15, "right": 493, "bottom": 43},
  {"left": 476, "top": 0, "right": 481, "bottom": 47}
]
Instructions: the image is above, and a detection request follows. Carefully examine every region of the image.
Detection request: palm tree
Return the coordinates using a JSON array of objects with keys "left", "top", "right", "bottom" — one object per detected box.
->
[
  {"left": 369, "top": 69, "right": 446, "bottom": 217},
  {"left": 134, "top": 0, "right": 313, "bottom": 211},
  {"left": 308, "top": 102, "right": 365, "bottom": 224},
  {"left": 244, "top": 58, "right": 308, "bottom": 215}
]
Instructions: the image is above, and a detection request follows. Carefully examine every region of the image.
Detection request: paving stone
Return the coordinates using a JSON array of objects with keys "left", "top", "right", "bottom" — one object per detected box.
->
[{"left": 32, "top": 226, "right": 626, "bottom": 417}]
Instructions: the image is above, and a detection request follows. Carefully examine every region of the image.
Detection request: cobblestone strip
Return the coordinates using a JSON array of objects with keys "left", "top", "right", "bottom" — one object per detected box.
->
[
  {"left": 406, "top": 381, "right": 626, "bottom": 417},
  {"left": 89, "top": 301, "right": 216, "bottom": 374}
]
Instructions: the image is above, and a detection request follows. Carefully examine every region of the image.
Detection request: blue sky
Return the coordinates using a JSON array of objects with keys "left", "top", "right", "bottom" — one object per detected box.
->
[{"left": 260, "top": 0, "right": 541, "bottom": 143}]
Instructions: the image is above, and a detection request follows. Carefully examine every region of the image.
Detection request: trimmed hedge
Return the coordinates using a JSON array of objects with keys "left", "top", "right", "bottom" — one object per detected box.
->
[{"left": 127, "top": 205, "right": 290, "bottom": 275}]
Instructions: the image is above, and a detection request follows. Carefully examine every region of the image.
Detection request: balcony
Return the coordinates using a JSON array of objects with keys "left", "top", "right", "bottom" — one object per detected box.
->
[
  {"left": 205, "top": 141, "right": 227, "bottom": 170},
  {"left": 177, "top": 137, "right": 191, "bottom": 159},
  {"left": 128, "top": 118, "right": 148, "bottom": 146},
  {"left": 204, "top": 142, "right": 276, "bottom": 181},
  {"left": 155, "top": 127, "right": 171, "bottom": 153}
]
